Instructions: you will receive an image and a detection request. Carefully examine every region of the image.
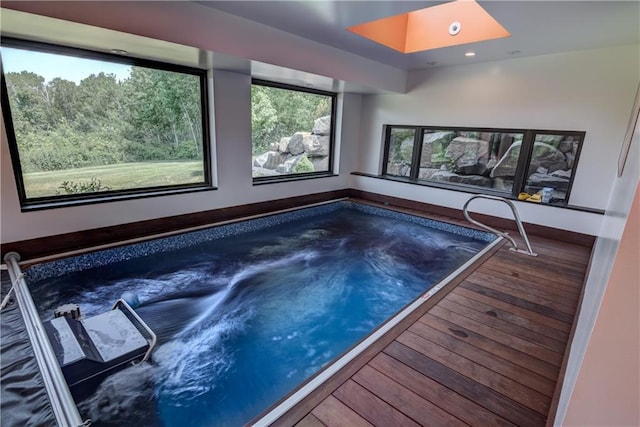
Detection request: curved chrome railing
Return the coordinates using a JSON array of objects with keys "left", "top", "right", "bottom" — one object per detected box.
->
[
  {"left": 463, "top": 195, "right": 537, "bottom": 256},
  {"left": 3, "top": 252, "right": 87, "bottom": 426}
]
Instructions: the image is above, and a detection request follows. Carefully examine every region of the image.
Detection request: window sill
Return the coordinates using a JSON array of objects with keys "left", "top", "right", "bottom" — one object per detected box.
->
[
  {"left": 20, "top": 185, "right": 217, "bottom": 212},
  {"left": 253, "top": 172, "right": 338, "bottom": 186},
  {"left": 351, "top": 172, "right": 604, "bottom": 215}
]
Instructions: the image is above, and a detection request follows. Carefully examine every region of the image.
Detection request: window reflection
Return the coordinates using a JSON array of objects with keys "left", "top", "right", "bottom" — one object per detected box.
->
[
  {"left": 420, "top": 130, "right": 524, "bottom": 194},
  {"left": 522, "top": 133, "right": 581, "bottom": 203},
  {"left": 385, "top": 128, "right": 416, "bottom": 177}
]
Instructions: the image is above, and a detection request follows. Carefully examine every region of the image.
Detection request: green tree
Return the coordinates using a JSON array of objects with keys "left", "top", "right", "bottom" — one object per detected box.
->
[
  {"left": 125, "top": 67, "right": 202, "bottom": 159},
  {"left": 4, "top": 71, "right": 53, "bottom": 133},
  {"left": 251, "top": 85, "right": 278, "bottom": 154},
  {"left": 251, "top": 84, "right": 331, "bottom": 155}
]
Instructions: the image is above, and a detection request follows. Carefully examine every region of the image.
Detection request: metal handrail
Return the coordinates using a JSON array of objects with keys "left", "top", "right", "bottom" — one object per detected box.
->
[
  {"left": 463, "top": 195, "right": 537, "bottom": 256},
  {"left": 3, "top": 252, "right": 87, "bottom": 427}
]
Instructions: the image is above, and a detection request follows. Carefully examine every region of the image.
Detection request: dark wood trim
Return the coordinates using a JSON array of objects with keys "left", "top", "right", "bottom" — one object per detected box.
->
[
  {"left": 1, "top": 189, "right": 350, "bottom": 261},
  {"left": 348, "top": 188, "right": 597, "bottom": 247},
  {"left": 1, "top": 187, "right": 596, "bottom": 262}
]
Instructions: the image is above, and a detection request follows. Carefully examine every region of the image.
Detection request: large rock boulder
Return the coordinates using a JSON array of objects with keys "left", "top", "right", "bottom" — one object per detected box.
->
[
  {"left": 529, "top": 141, "right": 567, "bottom": 173},
  {"left": 252, "top": 166, "right": 280, "bottom": 177},
  {"left": 279, "top": 137, "right": 291, "bottom": 153},
  {"left": 430, "top": 170, "right": 457, "bottom": 181},
  {"left": 535, "top": 134, "right": 565, "bottom": 145},
  {"left": 311, "top": 156, "right": 329, "bottom": 172},
  {"left": 418, "top": 167, "right": 441, "bottom": 180},
  {"left": 288, "top": 132, "right": 312, "bottom": 155},
  {"left": 312, "top": 116, "right": 331, "bottom": 136},
  {"left": 420, "top": 131, "right": 455, "bottom": 167},
  {"left": 386, "top": 162, "right": 411, "bottom": 177},
  {"left": 399, "top": 137, "right": 414, "bottom": 163},
  {"left": 491, "top": 141, "right": 565, "bottom": 178},
  {"left": 445, "top": 137, "right": 489, "bottom": 175},
  {"left": 276, "top": 154, "right": 310, "bottom": 174},
  {"left": 491, "top": 142, "right": 522, "bottom": 178},
  {"left": 253, "top": 151, "right": 285, "bottom": 169},
  {"left": 527, "top": 172, "right": 570, "bottom": 190},
  {"left": 304, "top": 135, "right": 329, "bottom": 157},
  {"left": 428, "top": 170, "right": 491, "bottom": 187},
  {"left": 558, "top": 138, "right": 574, "bottom": 153},
  {"left": 449, "top": 174, "right": 492, "bottom": 187}
]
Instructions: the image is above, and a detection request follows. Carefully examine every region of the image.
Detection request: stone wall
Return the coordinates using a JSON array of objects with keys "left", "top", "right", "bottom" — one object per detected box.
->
[{"left": 253, "top": 116, "right": 331, "bottom": 177}]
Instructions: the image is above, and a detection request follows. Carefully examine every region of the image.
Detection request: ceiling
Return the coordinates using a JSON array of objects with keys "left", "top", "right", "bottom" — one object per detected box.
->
[
  {"left": 1, "top": 1, "right": 637, "bottom": 94},
  {"left": 197, "top": 0, "right": 640, "bottom": 71}
]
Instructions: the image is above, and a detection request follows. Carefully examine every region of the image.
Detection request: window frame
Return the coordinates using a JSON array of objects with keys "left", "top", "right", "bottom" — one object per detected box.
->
[
  {"left": 0, "top": 37, "right": 214, "bottom": 211},
  {"left": 251, "top": 78, "right": 337, "bottom": 184},
  {"left": 381, "top": 124, "right": 585, "bottom": 205}
]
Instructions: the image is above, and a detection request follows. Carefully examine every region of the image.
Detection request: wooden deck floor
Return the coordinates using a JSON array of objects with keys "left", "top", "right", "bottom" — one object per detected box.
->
[{"left": 265, "top": 232, "right": 591, "bottom": 427}]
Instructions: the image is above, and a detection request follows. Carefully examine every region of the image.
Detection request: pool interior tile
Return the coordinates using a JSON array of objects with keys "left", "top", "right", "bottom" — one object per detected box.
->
[{"left": 25, "top": 201, "right": 495, "bottom": 283}]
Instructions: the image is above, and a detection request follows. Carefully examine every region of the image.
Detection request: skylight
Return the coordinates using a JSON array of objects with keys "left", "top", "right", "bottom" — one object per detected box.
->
[{"left": 347, "top": 0, "right": 510, "bottom": 54}]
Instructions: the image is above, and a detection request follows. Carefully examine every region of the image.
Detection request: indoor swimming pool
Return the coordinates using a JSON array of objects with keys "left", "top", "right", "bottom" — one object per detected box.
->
[{"left": 16, "top": 201, "right": 496, "bottom": 426}]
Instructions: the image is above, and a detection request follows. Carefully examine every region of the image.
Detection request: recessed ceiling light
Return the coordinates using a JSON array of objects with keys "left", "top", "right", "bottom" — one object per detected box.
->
[
  {"left": 465, "top": 51, "right": 476, "bottom": 57},
  {"left": 110, "top": 49, "right": 128, "bottom": 55}
]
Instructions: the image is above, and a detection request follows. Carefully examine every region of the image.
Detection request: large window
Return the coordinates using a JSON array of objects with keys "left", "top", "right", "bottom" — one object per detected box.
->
[
  {"left": 383, "top": 125, "right": 584, "bottom": 205},
  {"left": 251, "top": 80, "right": 335, "bottom": 181},
  {"left": 1, "top": 38, "right": 211, "bottom": 209}
]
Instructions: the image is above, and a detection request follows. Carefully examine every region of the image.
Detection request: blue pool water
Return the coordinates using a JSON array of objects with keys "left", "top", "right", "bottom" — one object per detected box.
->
[{"left": 27, "top": 203, "right": 493, "bottom": 426}]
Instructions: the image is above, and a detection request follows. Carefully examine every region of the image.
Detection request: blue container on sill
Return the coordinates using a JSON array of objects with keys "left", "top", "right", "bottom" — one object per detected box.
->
[{"left": 541, "top": 187, "right": 553, "bottom": 203}]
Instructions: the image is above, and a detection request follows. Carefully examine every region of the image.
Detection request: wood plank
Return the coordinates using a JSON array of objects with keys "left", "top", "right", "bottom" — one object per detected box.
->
[
  {"left": 437, "top": 298, "right": 566, "bottom": 354},
  {"left": 420, "top": 312, "right": 559, "bottom": 381},
  {"left": 429, "top": 304, "right": 564, "bottom": 366},
  {"left": 474, "top": 266, "right": 581, "bottom": 302},
  {"left": 408, "top": 320, "right": 556, "bottom": 397},
  {"left": 491, "top": 239, "right": 590, "bottom": 269},
  {"left": 478, "top": 262, "right": 582, "bottom": 297},
  {"left": 464, "top": 275, "right": 576, "bottom": 316},
  {"left": 296, "top": 413, "right": 326, "bottom": 427},
  {"left": 453, "top": 286, "right": 571, "bottom": 334},
  {"left": 333, "top": 380, "right": 420, "bottom": 427},
  {"left": 384, "top": 341, "right": 547, "bottom": 427},
  {"left": 460, "top": 281, "right": 575, "bottom": 324},
  {"left": 369, "top": 352, "right": 515, "bottom": 427},
  {"left": 481, "top": 256, "right": 585, "bottom": 289},
  {"left": 448, "top": 290, "right": 569, "bottom": 342},
  {"left": 396, "top": 330, "right": 551, "bottom": 415},
  {"left": 311, "top": 395, "right": 373, "bottom": 427},
  {"left": 257, "top": 204, "right": 591, "bottom": 426},
  {"left": 353, "top": 365, "right": 468, "bottom": 427}
]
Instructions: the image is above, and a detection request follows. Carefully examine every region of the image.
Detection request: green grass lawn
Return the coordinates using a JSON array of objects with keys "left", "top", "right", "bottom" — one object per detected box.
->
[{"left": 23, "top": 161, "right": 205, "bottom": 199}]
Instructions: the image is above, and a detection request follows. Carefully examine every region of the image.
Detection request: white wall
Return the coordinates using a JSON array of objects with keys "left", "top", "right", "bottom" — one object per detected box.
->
[
  {"left": 563, "top": 181, "right": 639, "bottom": 426},
  {"left": 354, "top": 45, "right": 640, "bottom": 234},
  {"left": 0, "top": 71, "right": 362, "bottom": 243},
  {"left": 555, "top": 84, "right": 640, "bottom": 425}
]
